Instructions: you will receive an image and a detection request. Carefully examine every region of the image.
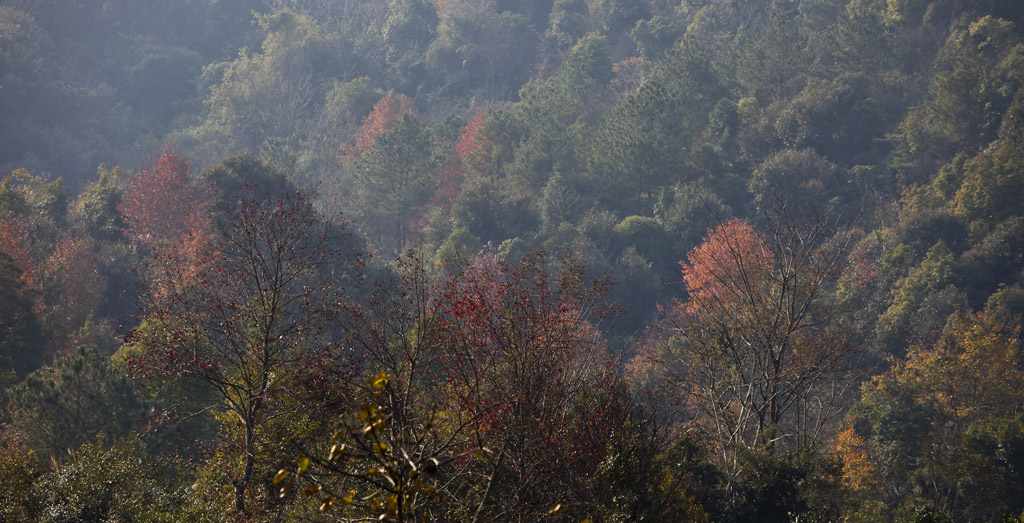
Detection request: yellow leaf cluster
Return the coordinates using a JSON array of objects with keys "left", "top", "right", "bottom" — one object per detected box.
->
[{"left": 834, "top": 426, "right": 876, "bottom": 492}]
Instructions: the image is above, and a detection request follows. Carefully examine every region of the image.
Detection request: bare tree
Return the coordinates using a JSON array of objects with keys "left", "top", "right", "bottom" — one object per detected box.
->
[
  {"left": 128, "top": 185, "right": 355, "bottom": 518},
  {"left": 281, "top": 252, "right": 617, "bottom": 521},
  {"left": 657, "top": 199, "right": 857, "bottom": 483}
]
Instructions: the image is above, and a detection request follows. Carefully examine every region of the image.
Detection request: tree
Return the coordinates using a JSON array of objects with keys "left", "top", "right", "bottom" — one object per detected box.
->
[
  {"left": 875, "top": 242, "right": 958, "bottom": 347},
  {"left": 434, "top": 108, "right": 490, "bottom": 209},
  {"left": 37, "top": 233, "right": 106, "bottom": 353},
  {"left": 632, "top": 16, "right": 682, "bottom": 61},
  {"left": 7, "top": 334, "right": 145, "bottom": 458},
  {"left": 282, "top": 252, "right": 620, "bottom": 521},
  {"left": 180, "top": 9, "right": 348, "bottom": 165},
  {"left": 891, "top": 16, "right": 1023, "bottom": 183},
  {"left": 957, "top": 216, "right": 1024, "bottom": 306},
  {"left": 736, "top": 14, "right": 809, "bottom": 101},
  {"left": 952, "top": 141, "right": 1024, "bottom": 236},
  {"left": 432, "top": 227, "right": 480, "bottom": 272},
  {"left": 588, "top": 56, "right": 702, "bottom": 215},
  {"left": 0, "top": 206, "right": 32, "bottom": 285},
  {"left": 748, "top": 149, "right": 843, "bottom": 217},
  {"left": 458, "top": 109, "right": 518, "bottom": 182},
  {"left": 0, "top": 249, "right": 44, "bottom": 376},
  {"left": 0, "top": 171, "right": 70, "bottom": 292},
  {"left": 274, "top": 256, "right": 474, "bottom": 522},
  {"left": 428, "top": 253, "right": 614, "bottom": 520},
  {"left": 0, "top": 426, "right": 40, "bottom": 522},
  {"left": 323, "top": 77, "right": 384, "bottom": 128},
  {"left": 341, "top": 91, "right": 417, "bottom": 163},
  {"left": 31, "top": 436, "right": 214, "bottom": 521},
  {"left": 382, "top": 0, "right": 438, "bottom": 65},
  {"left": 119, "top": 143, "right": 212, "bottom": 248},
  {"left": 349, "top": 114, "right": 436, "bottom": 254},
  {"left": 126, "top": 182, "right": 357, "bottom": 518},
  {"left": 429, "top": 9, "right": 538, "bottom": 100},
  {"left": 71, "top": 165, "right": 125, "bottom": 242},
  {"left": 851, "top": 310, "right": 1024, "bottom": 520},
  {"left": 656, "top": 214, "right": 856, "bottom": 481}
]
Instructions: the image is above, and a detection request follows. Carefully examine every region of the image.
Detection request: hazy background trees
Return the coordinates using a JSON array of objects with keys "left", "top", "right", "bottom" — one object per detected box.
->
[{"left": 1, "top": 0, "right": 1024, "bottom": 520}]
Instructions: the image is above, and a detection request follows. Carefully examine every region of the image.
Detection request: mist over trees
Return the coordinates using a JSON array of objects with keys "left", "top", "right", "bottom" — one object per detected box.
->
[{"left": 2, "top": 0, "right": 1024, "bottom": 521}]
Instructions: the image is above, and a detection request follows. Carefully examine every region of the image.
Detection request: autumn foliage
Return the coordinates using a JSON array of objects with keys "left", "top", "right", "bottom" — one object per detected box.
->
[
  {"left": 455, "top": 108, "right": 492, "bottom": 165},
  {"left": 341, "top": 92, "right": 417, "bottom": 163},
  {"left": 456, "top": 108, "right": 508, "bottom": 179},
  {"left": 38, "top": 234, "right": 105, "bottom": 352},
  {"left": 127, "top": 182, "right": 355, "bottom": 517},
  {"left": 680, "top": 218, "right": 773, "bottom": 316},
  {"left": 434, "top": 108, "right": 493, "bottom": 208},
  {"left": 292, "top": 252, "right": 626, "bottom": 520},
  {"left": 650, "top": 214, "right": 856, "bottom": 479},
  {"left": 120, "top": 143, "right": 212, "bottom": 247}
]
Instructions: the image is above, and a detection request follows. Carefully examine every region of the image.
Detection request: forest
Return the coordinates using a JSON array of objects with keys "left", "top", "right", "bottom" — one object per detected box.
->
[{"left": 1, "top": 0, "right": 1024, "bottom": 521}]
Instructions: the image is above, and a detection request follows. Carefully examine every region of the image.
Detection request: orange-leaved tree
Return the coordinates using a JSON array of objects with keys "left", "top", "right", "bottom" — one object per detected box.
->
[
  {"left": 37, "top": 233, "right": 105, "bottom": 352},
  {"left": 660, "top": 215, "right": 855, "bottom": 480},
  {"left": 340, "top": 91, "right": 417, "bottom": 163}
]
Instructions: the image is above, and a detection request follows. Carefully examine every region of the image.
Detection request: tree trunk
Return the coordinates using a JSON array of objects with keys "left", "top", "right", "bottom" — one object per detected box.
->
[{"left": 234, "top": 416, "right": 256, "bottom": 518}]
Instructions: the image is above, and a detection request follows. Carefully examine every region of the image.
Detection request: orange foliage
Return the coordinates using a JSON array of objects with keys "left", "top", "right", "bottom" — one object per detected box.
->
[
  {"left": 457, "top": 108, "right": 506, "bottom": 179},
  {"left": 834, "top": 425, "right": 877, "bottom": 491},
  {"left": 433, "top": 108, "right": 492, "bottom": 207},
  {"left": 666, "top": 216, "right": 853, "bottom": 457},
  {"left": 341, "top": 91, "right": 417, "bottom": 163},
  {"left": 456, "top": 107, "right": 491, "bottom": 163},
  {"left": 680, "top": 218, "right": 773, "bottom": 315}
]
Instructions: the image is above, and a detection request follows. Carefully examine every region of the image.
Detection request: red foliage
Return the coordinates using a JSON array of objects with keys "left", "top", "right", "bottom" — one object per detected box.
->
[
  {"left": 131, "top": 186, "right": 351, "bottom": 376},
  {"left": 426, "top": 255, "right": 614, "bottom": 481},
  {"left": 456, "top": 108, "right": 491, "bottom": 164},
  {"left": 846, "top": 234, "right": 880, "bottom": 290},
  {"left": 120, "top": 143, "right": 212, "bottom": 247},
  {"left": 434, "top": 156, "right": 465, "bottom": 209},
  {"left": 127, "top": 186, "right": 355, "bottom": 516},
  {"left": 431, "top": 108, "right": 493, "bottom": 208},
  {"left": 660, "top": 216, "right": 855, "bottom": 458},
  {"left": 341, "top": 92, "right": 417, "bottom": 163}
]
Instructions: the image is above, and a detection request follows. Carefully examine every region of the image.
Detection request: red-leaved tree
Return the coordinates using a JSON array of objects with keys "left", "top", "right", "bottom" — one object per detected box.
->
[
  {"left": 430, "top": 253, "right": 616, "bottom": 520},
  {"left": 457, "top": 108, "right": 512, "bottom": 180},
  {"left": 120, "top": 143, "right": 213, "bottom": 248},
  {"left": 433, "top": 108, "right": 492, "bottom": 208},
  {"left": 38, "top": 233, "right": 105, "bottom": 353},
  {"left": 283, "top": 252, "right": 623, "bottom": 521}
]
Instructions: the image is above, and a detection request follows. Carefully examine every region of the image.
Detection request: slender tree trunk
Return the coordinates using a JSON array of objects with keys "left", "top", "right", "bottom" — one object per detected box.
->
[
  {"left": 767, "top": 355, "right": 782, "bottom": 453},
  {"left": 234, "top": 414, "right": 256, "bottom": 518},
  {"left": 472, "top": 436, "right": 509, "bottom": 523}
]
